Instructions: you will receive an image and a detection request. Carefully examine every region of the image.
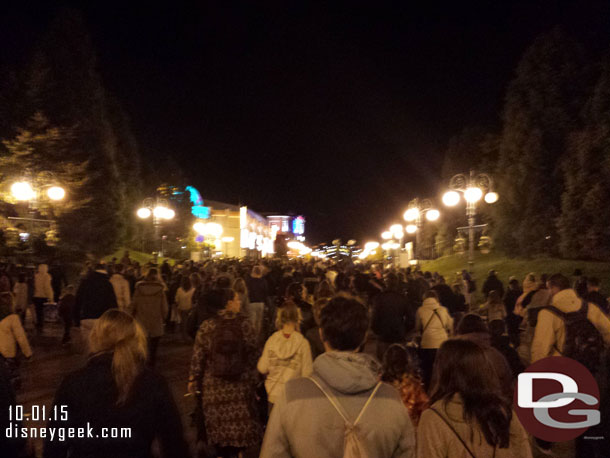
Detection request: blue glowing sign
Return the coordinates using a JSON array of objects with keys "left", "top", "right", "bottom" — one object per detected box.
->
[
  {"left": 186, "top": 186, "right": 209, "bottom": 219},
  {"left": 293, "top": 216, "right": 305, "bottom": 235},
  {"left": 192, "top": 206, "right": 210, "bottom": 219}
]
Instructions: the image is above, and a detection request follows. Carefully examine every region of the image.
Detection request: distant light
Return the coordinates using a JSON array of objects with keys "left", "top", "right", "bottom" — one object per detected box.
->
[
  {"left": 153, "top": 206, "right": 168, "bottom": 219},
  {"left": 403, "top": 207, "right": 419, "bottom": 222},
  {"left": 406, "top": 224, "right": 417, "bottom": 234},
  {"left": 364, "top": 241, "right": 379, "bottom": 251},
  {"left": 381, "top": 231, "right": 392, "bottom": 240},
  {"left": 193, "top": 222, "right": 206, "bottom": 234},
  {"left": 11, "top": 182, "right": 35, "bottom": 201},
  {"left": 137, "top": 207, "right": 152, "bottom": 219},
  {"left": 221, "top": 236, "right": 234, "bottom": 243},
  {"left": 464, "top": 187, "right": 483, "bottom": 204},
  {"left": 19, "top": 232, "right": 29, "bottom": 242},
  {"left": 484, "top": 192, "right": 499, "bottom": 204},
  {"left": 47, "top": 186, "right": 65, "bottom": 201},
  {"left": 164, "top": 208, "right": 176, "bottom": 220},
  {"left": 195, "top": 235, "right": 204, "bottom": 243},
  {"left": 426, "top": 209, "right": 440, "bottom": 221},
  {"left": 442, "top": 191, "right": 460, "bottom": 207}
]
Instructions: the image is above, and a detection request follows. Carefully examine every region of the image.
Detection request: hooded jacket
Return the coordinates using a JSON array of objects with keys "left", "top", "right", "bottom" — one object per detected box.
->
[
  {"left": 0, "top": 314, "right": 32, "bottom": 359},
  {"left": 415, "top": 298, "right": 453, "bottom": 349},
  {"left": 257, "top": 330, "right": 313, "bottom": 404},
  {"left": 34, "top": 264, "right": 54, "bottom": 302},
  {"left": 260, "top": 351, "right": 415, "bottom": 458},
  {"left": 129, "top": 281, "right": 168, "bottom": 338},
  {"left": 531, "top": 288, "right": 610, "bottom": 363}
]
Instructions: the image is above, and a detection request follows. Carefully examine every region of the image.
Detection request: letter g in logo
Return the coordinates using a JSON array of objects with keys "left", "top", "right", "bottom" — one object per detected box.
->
[{"left": 514, "top": 357, "right": 601, "bottom": 442}]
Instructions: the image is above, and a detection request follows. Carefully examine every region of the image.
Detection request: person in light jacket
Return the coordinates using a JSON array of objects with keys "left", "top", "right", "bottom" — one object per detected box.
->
[
  {"left": 33, "top": 264, "right": 54, "bottom": 333},
  {"left": 257, "top": 301, "right": 313, "bottom": 409},
  {"left": 415, "top": 290, "right": 453, "bottom": 390},
  {"left": 531, "top": 273, "right": 610, "bottom": 363},
  {"left": 260, "top": 294, "right": 415, "bottom": 458},
  {"left": 129, "top": 269, "right": 168, "bottom": 367},
  {"left": 110, "top": 264, "right": 131, "bottom": 311}
]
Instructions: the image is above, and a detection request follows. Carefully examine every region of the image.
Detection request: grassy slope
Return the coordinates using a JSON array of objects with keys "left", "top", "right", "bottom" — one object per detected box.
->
[
  {"left": 421, "top": 252, "right": 610, "bottom": 304},
  {"left": 103, "top": 248, "right": 176, "bottom": 265}
]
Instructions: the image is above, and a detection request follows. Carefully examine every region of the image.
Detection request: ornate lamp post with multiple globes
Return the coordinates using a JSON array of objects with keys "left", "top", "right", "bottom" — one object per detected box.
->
[
  {"left": 137, "top": 197, "right": 175, "bottom": 257},
  {"left": 442, "top": 170, "right": 498, "bottom": 271},
  {"left": 403, "top": 198, "right": 440, "bottom": 260}
]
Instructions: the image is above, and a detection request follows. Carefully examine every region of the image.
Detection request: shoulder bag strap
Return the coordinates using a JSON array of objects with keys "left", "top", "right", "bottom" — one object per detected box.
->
[
  {"left": 422, "top": 309, "right": 441, "bottom": 334},
  {"left": 353, "top": 382, "right": 382, "bottom": 425},
  {"left": 429, "top": 407, "right": 477, "bottom": 458}
]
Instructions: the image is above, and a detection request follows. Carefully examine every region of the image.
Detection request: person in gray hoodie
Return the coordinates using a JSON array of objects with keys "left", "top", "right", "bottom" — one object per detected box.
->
[{"left": 260, "top": 293, "right": 415, "bottom": 458}]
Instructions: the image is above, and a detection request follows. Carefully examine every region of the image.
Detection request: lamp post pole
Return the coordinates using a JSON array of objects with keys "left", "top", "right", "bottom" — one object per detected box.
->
[
  {"left": 444, "top": 169, "right": 497, "bottom": 273},
  {"left": 403, "top": 198, "right": 439, "bottom": 261}
]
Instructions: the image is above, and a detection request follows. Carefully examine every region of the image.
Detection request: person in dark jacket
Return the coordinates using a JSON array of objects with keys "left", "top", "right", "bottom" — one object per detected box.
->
[
  {"left": 246, "top": 265, "right": 269, "bottom": 339},
  {"left": 1, "top": 356, "right": 26, "bottom": 458},
  {"left": 74, "top": 264, "right": 117, "bottom": 349},
  {"left": 586, "top": 277, "right": 609, "bottom": 314},
  {"left": 482, "top": 270, "right": 504, "bottom": 298},
  {"left": 285, "top": 282, "right": 315, "bottom": 337},
  {"left": 44, "top": 310, "right": 188, "bottom": 458},
  {"left": 430, "top": 276, "right": 457, "bottom": 315},
  {"left": 489, "top": 319, "right": 524, "bottom": 378},
  {"left": 370, "top": 273, "right": 412, "bottom": 360}
]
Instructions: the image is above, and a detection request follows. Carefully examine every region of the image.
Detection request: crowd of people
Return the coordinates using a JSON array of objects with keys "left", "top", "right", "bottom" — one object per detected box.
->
[{"left": 1, "top": 252, "right": 610, "bottom": 457}]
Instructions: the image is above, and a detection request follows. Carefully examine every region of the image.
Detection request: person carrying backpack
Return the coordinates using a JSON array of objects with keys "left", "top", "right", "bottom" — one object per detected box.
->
[
  {"left": 260, "top": 294, "right": 415, "bottom": 458},
  {"left": 188, "top": 288, "right": 262, "bottom": 458},
  {"left": 531, "top": 273, "right": 610, "bottom": 366},
  {"left": 530, "top": 275, "right": 610, "bottom": 458}
]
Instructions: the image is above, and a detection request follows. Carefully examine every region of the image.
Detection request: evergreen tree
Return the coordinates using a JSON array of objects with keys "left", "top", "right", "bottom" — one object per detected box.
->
[
  {"left": 495, "top": 28, "right": 590, "bottom": 255},
  {"left": 10, "top": 8, "right": 142, "bottom": 257},
  {"left": 558, "top": 59, "right": 610, "bottom": 259}
]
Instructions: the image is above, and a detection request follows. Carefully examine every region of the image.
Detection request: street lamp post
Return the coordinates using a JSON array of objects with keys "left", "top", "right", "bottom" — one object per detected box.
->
[
  {"left": 442, "top": 170, "right": 499, "bottom": 272},
  {"left": 403, "top": 198, "right": 440, "bottom": 260},
  {"left": 137, "top": 197, "right": 175, "bottom": 257},
  {"left": 10, "top": 172, "right": 66, "bottom": 251}
]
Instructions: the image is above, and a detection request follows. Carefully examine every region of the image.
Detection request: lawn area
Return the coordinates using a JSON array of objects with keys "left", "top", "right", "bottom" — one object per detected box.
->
[
  {"left": 103, "top": 248, "right": 177, "bottom": 266},
  {"left": 421, "top": 252, "right": 610, "bottom": 303}
]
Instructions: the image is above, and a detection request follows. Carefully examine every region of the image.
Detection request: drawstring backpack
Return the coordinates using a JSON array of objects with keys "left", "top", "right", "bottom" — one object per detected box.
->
[{"left": 308, "top": 377, "right": 382, "bottom": 458}]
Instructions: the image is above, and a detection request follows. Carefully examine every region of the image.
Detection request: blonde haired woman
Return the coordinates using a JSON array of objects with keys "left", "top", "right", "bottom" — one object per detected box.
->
[
  {"left": 257, "top": 300, "right": 313, "bottom": 410},
  {"left": 44, "top": 310, "right": 188, "bottom": 458}
]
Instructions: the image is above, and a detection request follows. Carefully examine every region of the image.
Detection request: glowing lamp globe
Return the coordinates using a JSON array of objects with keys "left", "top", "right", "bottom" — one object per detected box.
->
[
  {"left": 153, "top": 206, "right": 168, "bottom": 219},
  {"left": 484, "top": 192, "right": 499, "bottom": 204},
  {"left": 137, "top": 207, "right": 152, "bottom": 219},
  {"left": 364, "top": 241, "right": 379, "bottom": 251},
  {"left": 406, "top": 224, "right": 417, "bottom": 234},
  {"left": 11, "top": 182, "right": 35, "bottom": 201},
  {"left": 426, "top": 209, "right": 440, "bottom": 221},
  {"left": 381, "top": 231, "right": 392, "bottom": 240},
  {"left": 164, "top": 208, "right": 176, "bottom": 220},
  {"left": 442, "top": 191, "right": 460, "bottom": 207},
  {"left": 47, "top": 186, "right": 65, "bottom": 201},
  {"left": 464, "top": 187, "right": 483, "bottom": 203},
  {"left": 193, "top": 222, "right": 206, "bottom": 234},
  {"left": 221, "top": 236, "right": 234, "bottom": 243},
  {"left": 403, "top": 207, "right": 419, "bottom": 222}
]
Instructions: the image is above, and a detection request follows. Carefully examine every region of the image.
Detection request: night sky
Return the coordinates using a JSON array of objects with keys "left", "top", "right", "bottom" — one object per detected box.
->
[{"left": 2, "top": 1, "right": 610, "bottom": 244}]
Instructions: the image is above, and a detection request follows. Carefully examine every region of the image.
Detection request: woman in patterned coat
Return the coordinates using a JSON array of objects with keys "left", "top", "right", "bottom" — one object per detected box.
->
[{"left": 188, "top": 288, "right": 262, "bottom": 457}]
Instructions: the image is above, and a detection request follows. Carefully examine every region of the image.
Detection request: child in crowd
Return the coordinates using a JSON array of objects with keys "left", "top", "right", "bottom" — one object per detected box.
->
[
  {"left": 58, "top": 285, "right": 76, "bottom": 344},
  {"left": 381, "top": 343, "right": 429, "bottom": 427}
]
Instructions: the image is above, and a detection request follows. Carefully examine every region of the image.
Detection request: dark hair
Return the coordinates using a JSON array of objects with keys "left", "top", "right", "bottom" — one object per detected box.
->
[
  {"left": 508, "top": 278, "right": 519, "bottom": 288},
  {"left": 548, "top": 273, "right": 570, "bottom": 291},
  {"left": 352, "top": 273, "right": 370, "bottom": 294},
  {"left": 286, "top": 282, "right": 304, "bottom": 302},
  {"left": 180, "top": 275, "right": 192, "bottom": 291},
  {"left": 489, "top": 319, "right": 506, "bottom": 338},
  {"left": 215, "top": 276, "right": 231, "bottom": 289},
  {"left": 587, "top": 277, "right": 600, "bottom": 288},
  {"left": 430, "top": 339, "right": 512, "bottom": 448},
  {"left": 146, "top": 268, "right": 158, "bottom": 281},
  {"left": 381, "top": 344, "right": 422, "bottom": 383},
  {"left": 457, "top": 313, "right": 488, "bottom": 335},
  {"left": 114, "top": 263, "right": 124, "bottom": 274},
  {"left": 315, "top": 280, "right": 334, "bottom": 300},
  {"left": 384, "top": 273, "right": 399, "bottom": 291},
  {"left": 205, "top": 288, "right": 235, "bottom": 312},
  {"left": 334, "top": 272, "right": 350, "bottom": 291},
  {"left": 320, "top": 294, "right": 369, "bottom": 351},
  {"left": 18, "top": 273, "right": 25, "bottom": 283}
]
